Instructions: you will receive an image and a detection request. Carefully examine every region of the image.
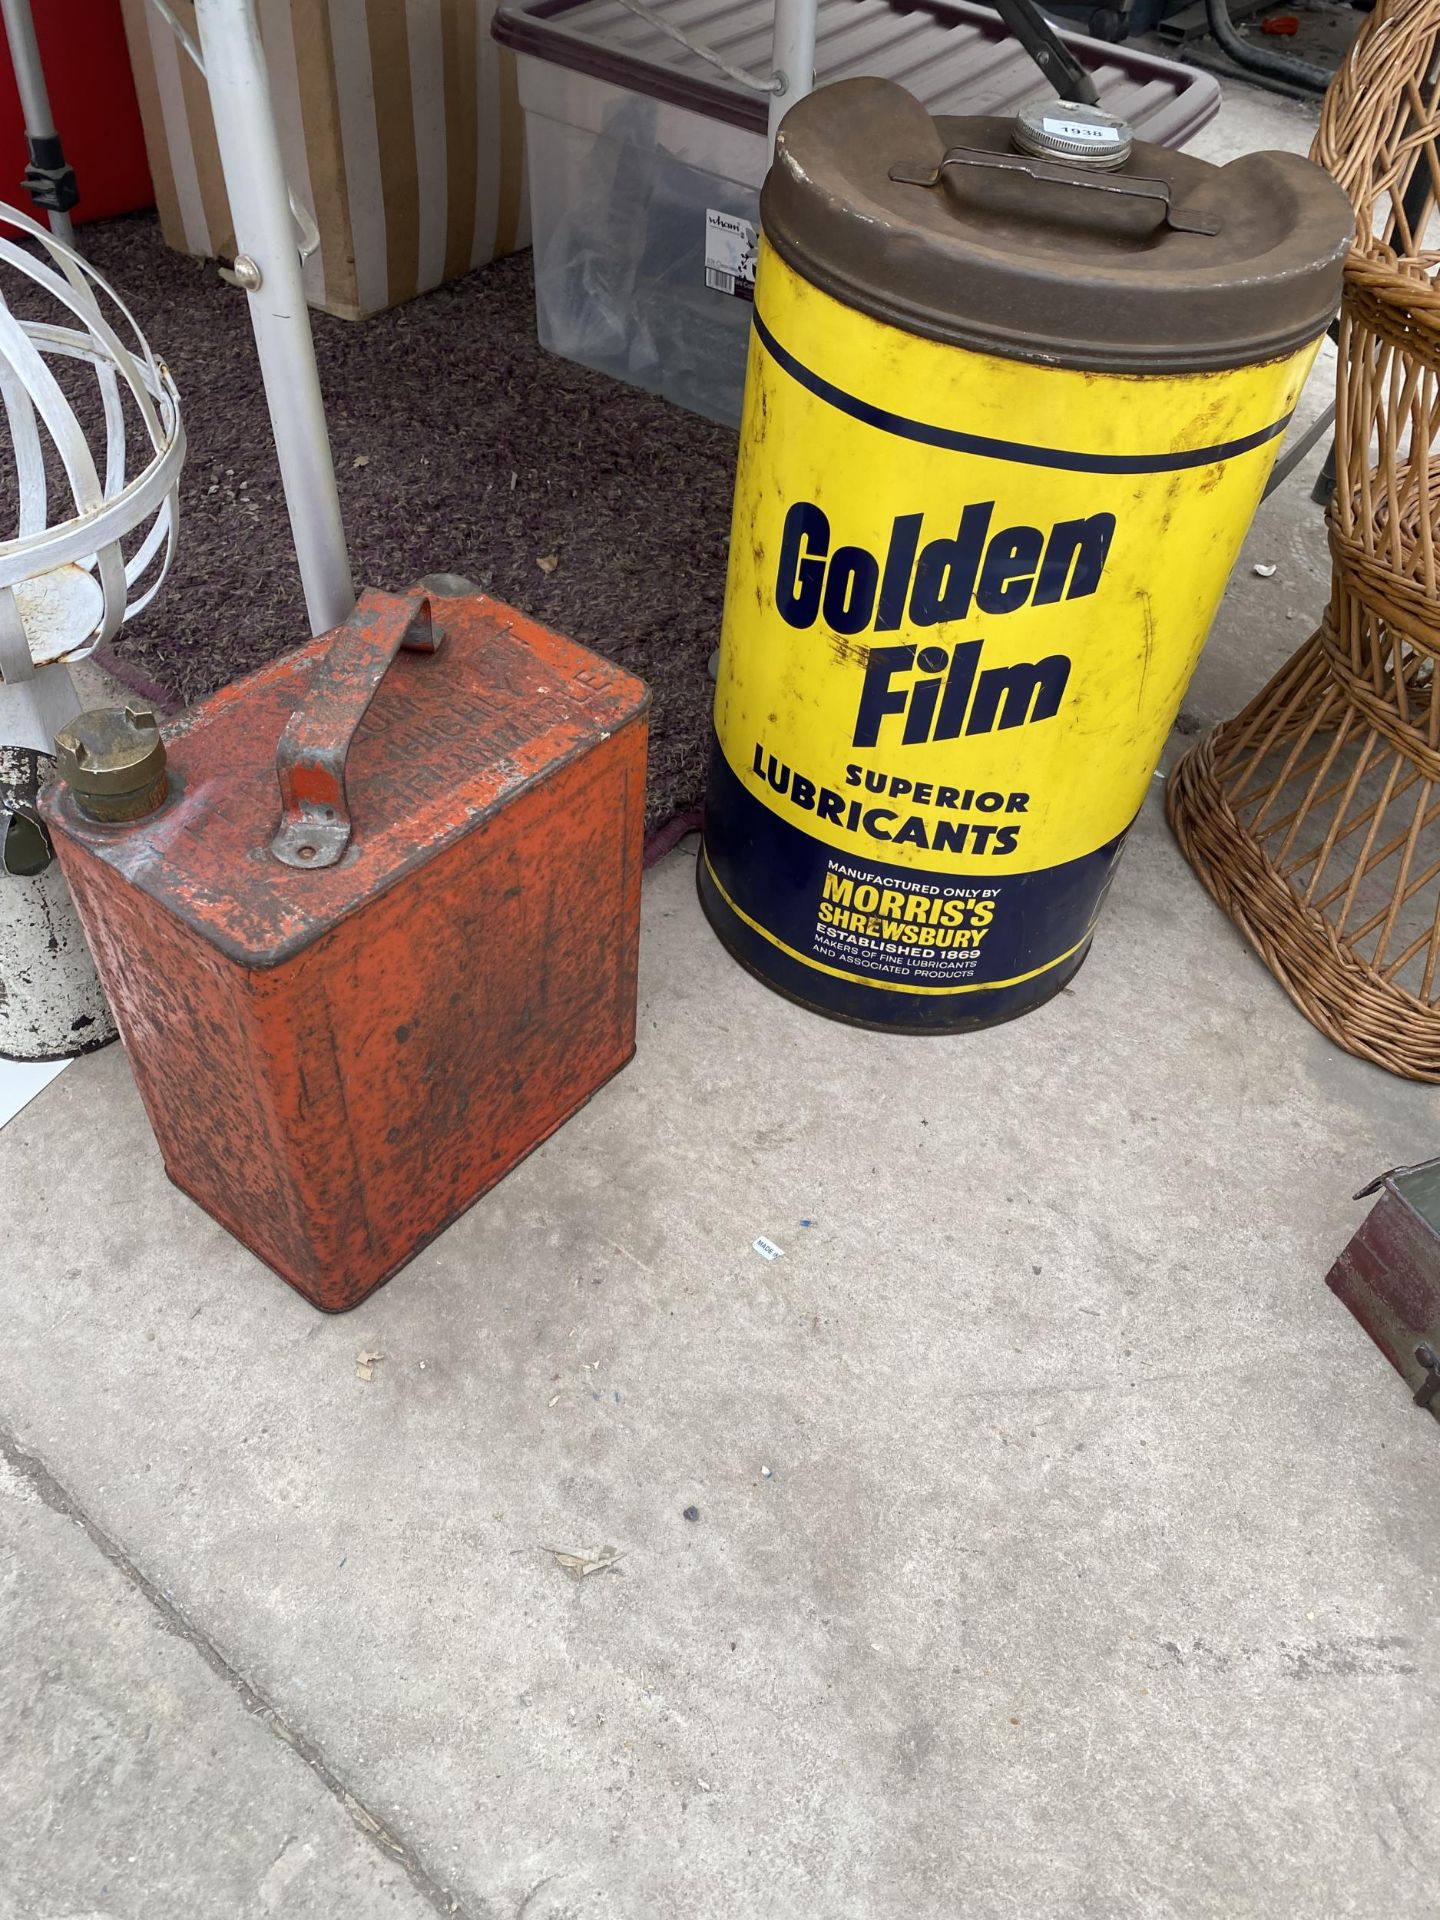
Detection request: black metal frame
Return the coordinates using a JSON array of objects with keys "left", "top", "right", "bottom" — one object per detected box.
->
[{"left": 989, "top": 0, "right": 1100, "bottom": 103}]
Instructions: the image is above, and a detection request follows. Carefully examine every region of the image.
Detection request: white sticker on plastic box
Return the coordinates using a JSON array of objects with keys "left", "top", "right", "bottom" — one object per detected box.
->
[
  {"left": 705, "top": 209, "right": 757, "bottom": 302},
  {"left": 1042, "top": 116, "right": 1124, "bottom": 145}
]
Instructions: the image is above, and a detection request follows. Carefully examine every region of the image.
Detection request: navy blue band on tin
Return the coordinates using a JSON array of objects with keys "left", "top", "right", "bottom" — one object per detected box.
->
[
  {"left": 750, "top": 309, "right": 1295, "bottom": 477},
  {"left": 699, "top": 737, "right": 1128, "bottom": 1032}
]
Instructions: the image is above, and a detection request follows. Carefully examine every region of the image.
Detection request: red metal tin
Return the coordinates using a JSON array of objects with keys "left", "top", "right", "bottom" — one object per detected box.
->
[
  {"left": 1326, "top": 1158, "right": 1440, "bottom": 1419},
  {"left": 42, "top": 587, "right": 649, "bottom": 1311}
]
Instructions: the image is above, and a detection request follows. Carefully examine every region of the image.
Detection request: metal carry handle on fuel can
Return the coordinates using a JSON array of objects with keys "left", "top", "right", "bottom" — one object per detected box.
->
[{"left": 270, "top": 587, "right": 445, "bottom": 870}]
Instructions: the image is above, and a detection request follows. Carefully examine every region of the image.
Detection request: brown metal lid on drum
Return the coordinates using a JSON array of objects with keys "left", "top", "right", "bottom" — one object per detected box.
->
[{"left": 760, "top": 77, "right": 1354, "bottom": 374}]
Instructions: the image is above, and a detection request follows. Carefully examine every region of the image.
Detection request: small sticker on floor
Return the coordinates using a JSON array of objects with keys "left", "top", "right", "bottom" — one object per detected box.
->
[
  {"left": 753, "top": 1236, "right": 784, "bottom": 1261},
  {"left": 705, "top": 209, "right": 757, "bottom": 301}
]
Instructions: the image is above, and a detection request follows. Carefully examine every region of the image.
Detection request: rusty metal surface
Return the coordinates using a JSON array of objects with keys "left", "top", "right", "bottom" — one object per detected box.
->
[
  {"left": 48, "top": 594, "right": 648, "bottom": 970},
  {"left": 270, "top": 589, "right": 444, "bottom": 871},
  {"left": 1327, "top": 1156, "right": 1440, "bottom": 1421},
  {"left": 42, "top": 590, "right": 649, "bottom": 1310}
]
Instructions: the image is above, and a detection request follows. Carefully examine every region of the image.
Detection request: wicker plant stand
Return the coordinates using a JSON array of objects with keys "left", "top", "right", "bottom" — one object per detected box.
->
[{"left": 1168, "top": 1, "right": 1440, "bottom": 1082}]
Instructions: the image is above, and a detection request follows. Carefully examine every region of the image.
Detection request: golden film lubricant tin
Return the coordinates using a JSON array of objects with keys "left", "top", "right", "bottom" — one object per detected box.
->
[{"left": 698, "top": 79, "right": 1351, "bottom": 1030}]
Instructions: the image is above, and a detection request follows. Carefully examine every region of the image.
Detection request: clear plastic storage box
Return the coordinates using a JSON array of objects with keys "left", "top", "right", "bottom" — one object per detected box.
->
[{"left": 492, "top": 0, "right": 1222, "bottom": 425}]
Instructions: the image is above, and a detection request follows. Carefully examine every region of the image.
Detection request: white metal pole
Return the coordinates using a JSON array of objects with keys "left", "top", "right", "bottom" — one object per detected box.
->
[
  {"left": 0, "top": 0, "right": 74, "bottom": 247},
  {"left": 193, "top": 0, "right": 354, "bottom": 637},
  {"left": 767, "top": 0, "right": 816, "bottom": 152}
]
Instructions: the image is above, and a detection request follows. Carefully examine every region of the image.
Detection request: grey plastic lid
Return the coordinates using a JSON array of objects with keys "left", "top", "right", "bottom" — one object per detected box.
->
[
  {"left": 1013, "top": 98, "right": 1132, "bottom": 170},
  {"left": 761, "top": 77, "right": 1354, "bottom": 374}
]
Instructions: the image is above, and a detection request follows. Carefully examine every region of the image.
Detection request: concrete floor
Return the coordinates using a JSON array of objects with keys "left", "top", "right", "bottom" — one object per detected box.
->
[{"left": 4, "top": 77, "right": 1439, "bottom": 1920}]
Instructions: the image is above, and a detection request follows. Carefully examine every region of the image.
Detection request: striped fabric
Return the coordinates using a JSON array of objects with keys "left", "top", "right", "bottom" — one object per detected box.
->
[{"left": 120, "top": 0, "right": 529, "bottom": 318}]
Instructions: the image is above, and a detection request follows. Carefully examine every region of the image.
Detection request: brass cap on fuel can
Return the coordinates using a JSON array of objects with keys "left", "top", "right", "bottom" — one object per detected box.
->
[{"left": 54, "top": 706, "right": 168, "bottom": 823}]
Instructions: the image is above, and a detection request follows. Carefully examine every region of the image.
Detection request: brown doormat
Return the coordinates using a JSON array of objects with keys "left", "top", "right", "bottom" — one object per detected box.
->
[{"left": 73, "top": 216, "right": 735, "bottom": 839}]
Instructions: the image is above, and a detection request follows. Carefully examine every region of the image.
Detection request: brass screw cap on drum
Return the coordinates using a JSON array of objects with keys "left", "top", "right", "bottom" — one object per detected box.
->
[
  {"left": 1013, "top": 99, "right": 1134, "bottom": 172},
  {"left": 54, "top": 707, "right": 168, "bottom": 823}
]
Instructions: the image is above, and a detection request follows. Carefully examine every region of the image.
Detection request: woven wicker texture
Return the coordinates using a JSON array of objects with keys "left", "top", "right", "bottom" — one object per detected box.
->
[{"left": 1168, "top": 0, "right": 1440, "bottom": 1082}]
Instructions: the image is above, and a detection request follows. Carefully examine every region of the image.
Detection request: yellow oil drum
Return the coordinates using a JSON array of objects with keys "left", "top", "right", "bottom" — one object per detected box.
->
[{"left": 698, "top": 78, "right": 1352, "bottom": 1031}]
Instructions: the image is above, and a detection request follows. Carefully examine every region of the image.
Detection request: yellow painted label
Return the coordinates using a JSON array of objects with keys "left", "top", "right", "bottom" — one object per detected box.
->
[{"left": 704, "top": 241, "right": 1319, "bottom": 1008}]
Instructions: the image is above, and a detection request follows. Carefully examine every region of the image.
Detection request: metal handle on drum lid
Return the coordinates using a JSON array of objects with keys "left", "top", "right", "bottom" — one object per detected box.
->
[
  {"left": 270, "top": 587, "right": 445, "bottom": 870},
  {"left": 888, "top": 147, "right": 1221, "bottom": 238}
]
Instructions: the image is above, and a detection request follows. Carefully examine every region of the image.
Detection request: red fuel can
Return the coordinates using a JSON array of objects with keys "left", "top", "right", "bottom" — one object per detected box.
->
[{"left": 42, "top": 587, "right": 649, "bottom": 1311}]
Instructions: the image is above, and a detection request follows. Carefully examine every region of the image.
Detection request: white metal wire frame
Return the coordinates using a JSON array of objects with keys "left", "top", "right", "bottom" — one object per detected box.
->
[{"left": 0, "top": 205, "right": 182, "bottom": 643}]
